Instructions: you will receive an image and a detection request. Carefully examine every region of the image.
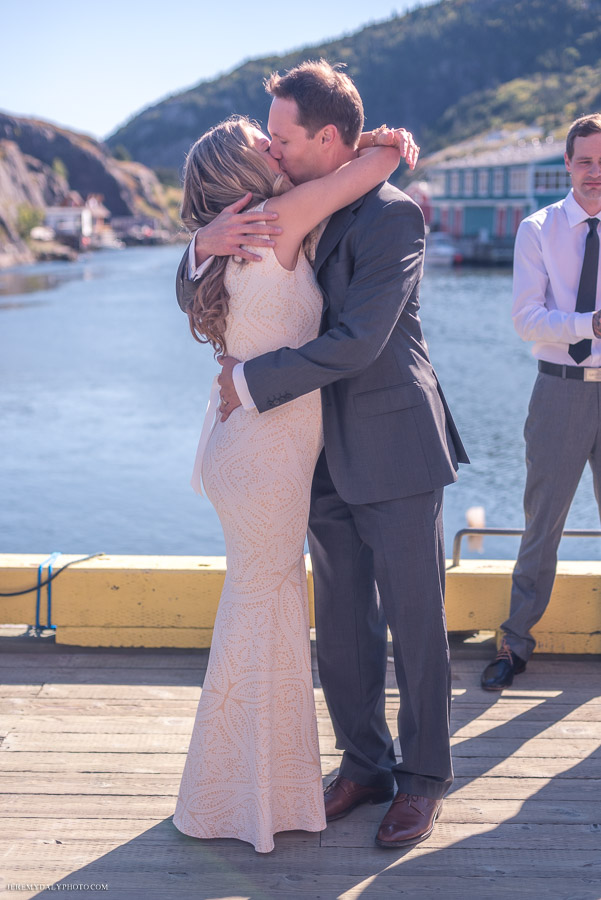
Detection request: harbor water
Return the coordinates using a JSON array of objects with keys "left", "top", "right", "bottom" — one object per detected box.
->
[{"left": 1, "top": 244, "right": 599, "bottom": 562}]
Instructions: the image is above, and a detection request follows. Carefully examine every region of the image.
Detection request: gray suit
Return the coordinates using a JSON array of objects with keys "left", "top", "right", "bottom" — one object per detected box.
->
[{"left": 177, "top": 182, "right": 468, "bottom": 800}]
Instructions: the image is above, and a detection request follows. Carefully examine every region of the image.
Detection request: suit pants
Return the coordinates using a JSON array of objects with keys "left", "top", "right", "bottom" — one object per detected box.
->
[
  {"left": 307, "top": 450, "right": 453, "bottom": 801},
  {"left": 503, "top": 372, "right": 601, "bottom": 661}
]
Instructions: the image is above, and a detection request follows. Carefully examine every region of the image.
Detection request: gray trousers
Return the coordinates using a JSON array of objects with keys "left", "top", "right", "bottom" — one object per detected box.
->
[
  {"left": 307, "top": 450, "right": 453, "bottom": 801},
  {"left": 503, "top": 371, "right": 601, "bottom": 660}
]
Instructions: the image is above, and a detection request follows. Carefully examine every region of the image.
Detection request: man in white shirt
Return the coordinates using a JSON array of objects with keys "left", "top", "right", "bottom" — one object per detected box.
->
[{"left": 482, "top": 113, "right": 601, "bottom": 690}]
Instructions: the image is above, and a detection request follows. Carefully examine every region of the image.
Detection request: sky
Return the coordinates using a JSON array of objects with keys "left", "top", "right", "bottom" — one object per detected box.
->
[{"left": 1, "top": 0, "right": 431, "bottom": 141}]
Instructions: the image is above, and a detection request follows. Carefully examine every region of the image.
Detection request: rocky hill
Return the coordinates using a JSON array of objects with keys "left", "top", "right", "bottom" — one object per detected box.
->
[
  {"left": 0, "top": 112, "right": 175, "bottom": 267},
  {"left": 106, "top": 0, "right": 601, "bottom": 173}
]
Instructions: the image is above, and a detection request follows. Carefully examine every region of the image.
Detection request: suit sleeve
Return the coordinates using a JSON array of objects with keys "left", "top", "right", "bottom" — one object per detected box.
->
[
  {"left": 175, "top": 242, "right": 197, "bottom": 313},
  {"left": 244, "top": 200, "right": 425, "bottom": 413}
]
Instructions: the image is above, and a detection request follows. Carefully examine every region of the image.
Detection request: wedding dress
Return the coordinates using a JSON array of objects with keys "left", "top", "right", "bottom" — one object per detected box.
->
[{"left": 173, "top": 219, "right": 326, "bottom": 853}]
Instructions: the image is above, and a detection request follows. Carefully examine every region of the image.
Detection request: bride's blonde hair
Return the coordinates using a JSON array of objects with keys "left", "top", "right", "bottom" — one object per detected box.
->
[{"left": 181, "top": 116, "right": 289, "bottom": 355}]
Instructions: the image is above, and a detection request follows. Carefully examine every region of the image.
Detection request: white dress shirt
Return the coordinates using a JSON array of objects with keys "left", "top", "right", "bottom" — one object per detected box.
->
[{"left": 512, "top": 190, "right": 601, "bottom": 365}]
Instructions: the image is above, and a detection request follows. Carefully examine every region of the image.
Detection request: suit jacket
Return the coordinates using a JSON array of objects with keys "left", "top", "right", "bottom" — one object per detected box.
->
[{"left": 176, "top": 182, "right": 468, "bottom": 505}]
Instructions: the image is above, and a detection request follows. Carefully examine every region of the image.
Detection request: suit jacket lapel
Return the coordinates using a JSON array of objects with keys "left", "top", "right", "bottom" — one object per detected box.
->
[{"left": 314, "top": 194, "right": 365, "bottom": 276}]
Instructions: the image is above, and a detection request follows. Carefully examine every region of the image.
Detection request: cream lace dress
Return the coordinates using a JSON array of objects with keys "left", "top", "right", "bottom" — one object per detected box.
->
[{"left": 173, "top": 220, "right": 326, "bottom": 853}]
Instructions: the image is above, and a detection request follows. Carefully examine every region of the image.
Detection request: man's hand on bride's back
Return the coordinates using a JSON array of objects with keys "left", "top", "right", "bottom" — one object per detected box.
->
[
  {"left": 217, "top": 356, "right": 242, "bottom": 422},
  {"left": 194, "top": 192, "right": 282, "bottom": 265}
]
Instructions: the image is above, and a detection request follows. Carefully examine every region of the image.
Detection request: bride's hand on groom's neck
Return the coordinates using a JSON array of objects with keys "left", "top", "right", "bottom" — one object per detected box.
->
[{"left": 367, "top": 127, "right": 420, "bottom": 170}]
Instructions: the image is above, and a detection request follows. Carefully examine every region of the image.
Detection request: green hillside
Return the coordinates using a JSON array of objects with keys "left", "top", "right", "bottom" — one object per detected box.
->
[
  {"left": 107, "top": 0, "right": 601, "bottom": 173},
  {"left": 429, "top": 63, "right": 601, "bottom": 153}
]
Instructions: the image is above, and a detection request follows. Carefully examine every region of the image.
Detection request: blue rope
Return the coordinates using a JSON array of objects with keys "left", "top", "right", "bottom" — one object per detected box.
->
[{"left": 36, "top": 551, "right": 61, "bottom": 631}]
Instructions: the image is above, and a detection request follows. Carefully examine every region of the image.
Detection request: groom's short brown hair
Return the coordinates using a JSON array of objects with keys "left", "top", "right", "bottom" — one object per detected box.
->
[{"left": 265, "top": 59, "right": 364, "bottom": 148}]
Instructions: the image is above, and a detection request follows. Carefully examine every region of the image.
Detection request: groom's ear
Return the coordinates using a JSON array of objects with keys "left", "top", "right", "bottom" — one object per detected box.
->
[{"left": 318, "top": 125, "right": 338, "bottom": 148}]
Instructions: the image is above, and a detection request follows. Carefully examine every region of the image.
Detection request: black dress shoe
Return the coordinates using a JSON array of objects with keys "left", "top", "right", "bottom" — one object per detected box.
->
[{"left": 481, "top": 637, "right": 526, "bottom": 691}]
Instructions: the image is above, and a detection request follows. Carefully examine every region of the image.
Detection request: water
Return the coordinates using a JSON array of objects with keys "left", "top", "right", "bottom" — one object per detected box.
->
[{"left": 1, "top": 247, "right": 599, "bottom": 562}]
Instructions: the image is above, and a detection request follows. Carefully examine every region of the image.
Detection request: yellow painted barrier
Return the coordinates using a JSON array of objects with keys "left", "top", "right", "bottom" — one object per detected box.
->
[
  {"left": 444, "top": 559, "right": 601, "bottom": 654},
  {"left": 1, "top": 553, "right": 599, "bottom": 653}
]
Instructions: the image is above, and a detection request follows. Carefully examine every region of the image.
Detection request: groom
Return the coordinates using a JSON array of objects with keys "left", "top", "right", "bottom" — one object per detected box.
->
[{"left": 176, "top": 60, "right": 468, "bottom": 848}]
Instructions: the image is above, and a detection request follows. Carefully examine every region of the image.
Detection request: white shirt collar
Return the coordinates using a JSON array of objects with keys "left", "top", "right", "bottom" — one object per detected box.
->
[{"left": 564, "top": 189, "right": 601, "bottom": 229}]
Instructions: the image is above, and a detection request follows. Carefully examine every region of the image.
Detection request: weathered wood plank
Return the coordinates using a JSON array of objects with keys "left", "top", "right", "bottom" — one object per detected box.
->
[
  {"left": 287, "top": 733, "right": 601, "bottom": 759},
  {"left": 1, "top": 751, "right": 598, "bottom": 778},
  {"left": 0, "top": 773, "right": 181, "bottom": 795},
  {"left": 31, "top": 681, "right": 601, "bottom": 704},
  {"left": 449, "top": 667, "right": 601, "bottom": 694},
  {"left": 1, "top": 795, "right": 177, "bottom": 817},
  {"left": 321, "top": 798, "right": 601, "bottom": 825},
  {"left": 450, "top": 719, "right": 601, "bottom": 739},
  {"left": 450, "top": 685, "right": 601, "bottom": 703},
  {"left": 449, "top": 776, "right": 601, "bottom": 800},
  {"left": 1, "top": 815, "right": 599, "bottom": 852},
  {"left": 0, "top": 773, "right": 597, "bottom": 801},
  {"left": 3, "top": 794, "right": 599, "bottom": 825},
  {"left": 31, "top": 674, "right": 601, "bottom": 701},
  {"left": 321, "top": 754, "right": 601, "bottom": 779},
  {"left": 356, "top": 691, "right": 601, "bottom": 705},
  {"left": 0, "top": 752, "right": 187, "bottom": 773},
  {"left": 448, "top": 737, "right": 601, "bottom": 758},
  {"left": 37, "top": 685, "right": 203, "bottom": 699},
  {"left": 4, "top": 730, "right": 599, "bottom": 758},
  {"left": 1, "top": 873, "right": 600, "bottom": 900},
  {"left": 0, "top": 686, "right": 41, "bottom": 697},
  {"left": 0, "top": 704, "right": 601, "bottom": 744},
  {"left": 450, "top": 701, "right": 601, "bottom": 721},
  {"left": 2, "top": 714, "right": 601, "bottom": 739},
  {"left": 0, "top": 668, "right": 207, "bottom": 687},
  {"left": 0, "top": 698, "right": 202, "bottom": 715},
  {"left": 0, "top": 648, "right": 597, "bottom": 672},
  {"left": 3, "top": 696, "right": 600, "bottom": 723},
  {"left": 320, "top": 821, "right": 601, "bottom": 849},
  {"left": 449, "top": 657, "right": 601, "bottom": 674},
  {"left": 0, "top": 651, "right": 209, "bottom": 669},
  {"left": 0, "top": 716, "right": 196, "bottom": 734},
  {"left": 0, "top": 641, "right": 586, "bottom": 671},
  {"left": 452, "top": 755, "right": 601, "bottom": 776},
  {"left": 2, "top": 733, "right": 190, "bottom": 752},
  {"left": 1, "top": 831, "right": 600, "bottom": 871}
]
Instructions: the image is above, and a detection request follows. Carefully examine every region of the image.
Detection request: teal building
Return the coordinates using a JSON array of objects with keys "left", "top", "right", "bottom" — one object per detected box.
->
[{"left": 428, "top": 139, "right": 571, "bottom": 242}]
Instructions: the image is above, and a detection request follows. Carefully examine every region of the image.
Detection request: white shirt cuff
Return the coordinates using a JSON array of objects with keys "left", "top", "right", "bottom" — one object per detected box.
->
[
  {"left": 188, "top": 231, "right": 215, "bottom": 280},
  {"left": 232, "top": 363, "right": 256, "bottom": 410},
  {"left": 574, "top": 311, "right": 595, "bottom": 340}
]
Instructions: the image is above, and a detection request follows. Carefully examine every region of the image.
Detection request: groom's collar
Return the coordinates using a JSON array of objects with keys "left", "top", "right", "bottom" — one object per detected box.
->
[{"left": 313, "top": 193, "right": 367, "bottom": 274}]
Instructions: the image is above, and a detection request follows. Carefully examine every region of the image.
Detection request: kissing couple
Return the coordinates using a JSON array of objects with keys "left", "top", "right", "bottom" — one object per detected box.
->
[{"left": 172, "top": 59, "right": 468, "bottom": 854}]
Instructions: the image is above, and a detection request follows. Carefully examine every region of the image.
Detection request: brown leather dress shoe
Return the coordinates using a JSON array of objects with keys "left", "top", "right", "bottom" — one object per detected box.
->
[
  {"left": 324, "top": 775, "right": 395, "bottom": 822},
  {"left": 375, "top": 792, "right": 443, "bottom": 848}
]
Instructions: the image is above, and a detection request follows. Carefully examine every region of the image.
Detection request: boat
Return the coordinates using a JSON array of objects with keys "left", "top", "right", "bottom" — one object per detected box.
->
[{"left": 425, "top": 231, "right": 462, "bottom": 266}]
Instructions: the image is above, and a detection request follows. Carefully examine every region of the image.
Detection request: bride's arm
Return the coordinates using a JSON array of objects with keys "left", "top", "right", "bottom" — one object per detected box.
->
[
  {"left": 183, "top": 128, "right": 418, "bottom": 274},
  {"left": 266, "top": 139, "right": 401, "bottom": 265}
]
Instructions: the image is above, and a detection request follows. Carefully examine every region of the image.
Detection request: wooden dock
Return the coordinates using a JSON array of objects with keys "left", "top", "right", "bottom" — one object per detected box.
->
[{"left": 0, "top": 630, "right": 600, "bottom": 899}]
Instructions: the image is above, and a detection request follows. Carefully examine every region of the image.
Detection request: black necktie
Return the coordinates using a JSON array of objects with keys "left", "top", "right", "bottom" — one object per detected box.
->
[{"left": 569, "top": 217, "right": 600, "bottom": 364}]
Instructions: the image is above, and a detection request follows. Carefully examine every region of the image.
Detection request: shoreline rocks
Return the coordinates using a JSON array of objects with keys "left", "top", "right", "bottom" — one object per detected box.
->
[{"left": 0, "top": 112, "right": 176, "bottom": 270}]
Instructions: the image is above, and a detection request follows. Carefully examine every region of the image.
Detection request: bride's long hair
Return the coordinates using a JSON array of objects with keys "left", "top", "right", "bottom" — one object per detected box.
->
[{"left": 181, "top": 116, "right": 289, "bottom": 355}]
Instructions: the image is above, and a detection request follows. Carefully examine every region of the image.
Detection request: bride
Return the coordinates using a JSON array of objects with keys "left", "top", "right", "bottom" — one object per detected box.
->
[{"left": 173, "top": 114, "right": 411, "bottom": 853}]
